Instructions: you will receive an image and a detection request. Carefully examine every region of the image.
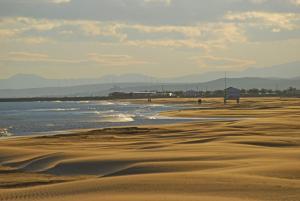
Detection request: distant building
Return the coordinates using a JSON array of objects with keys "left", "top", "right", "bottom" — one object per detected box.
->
[
  {"left": 131, "top": 92, "right": 157, "bottom": 98},
  {"left": 109, "top": 92, "right": 155, "bottom": 99},
  {"left": 109, "top": 91, "right": 175, "bottom": 99},
  {"left": 183, "top": 90, "right": 202, "bottom": 97},
  {"left": 224, "top": 87, "right": 240, "bottom": 104},
  {"left": 156, "top": 92, "right": 175, "bottom": 97}
]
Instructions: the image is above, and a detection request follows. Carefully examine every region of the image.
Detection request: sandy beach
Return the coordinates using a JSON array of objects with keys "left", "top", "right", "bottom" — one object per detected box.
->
[{"left": 0, "top": 97, "right": 300, "bottom": 201}]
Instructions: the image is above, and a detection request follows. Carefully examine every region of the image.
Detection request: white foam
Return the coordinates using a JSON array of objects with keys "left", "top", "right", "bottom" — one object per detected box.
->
[
  {"left": 79, "top": 110, "right": 115, "bottom": 115},
  {"left": 147, "top": 104, "right": 167, "bottom": 107},
  {"left": 148, "top": 115, "right": 158, "bottom": 120},
  {"left": 0, "top": 128, "right": 13, "bottom": 137},
  {"left": 29, "top": 108, "right": 80, "bottom": 112},
  {"left": 98, "top": 101, "right": 115, "bottom": 105},
  {"left": 93, "top": 110, "right": 115, "bottom": 115},
  {"left": 78, "top": 101, "right": 90, "bottom": 103},
  {"left": 99, "top": 114, "right": 135, "bottom": 123},
  {"left": 116, "top": 102, "right": 130, "bottom": 106}
]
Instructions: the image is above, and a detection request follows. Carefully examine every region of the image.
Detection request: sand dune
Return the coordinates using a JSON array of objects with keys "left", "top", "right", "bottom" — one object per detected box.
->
[{"left": 0, "top": 98, "right": 300, "bottom": 201}]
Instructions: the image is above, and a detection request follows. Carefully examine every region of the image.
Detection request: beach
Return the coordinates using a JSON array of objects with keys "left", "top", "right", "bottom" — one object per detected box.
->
[{"left": 0, "top": 97, "right": 300, "bottom": 201}]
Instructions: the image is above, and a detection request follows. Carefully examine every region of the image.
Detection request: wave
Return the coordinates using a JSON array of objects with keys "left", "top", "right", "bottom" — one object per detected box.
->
[
  {"left": 28, "top": 108, "right": 80, "bottom": 112},
  {"left": 116, "top": 102, "right": 130, "bottom": 106},
  {"left": 79, "top": 110, "right": 115, "bottom": 115},
  {"left": 147, "top": 115, "right": 159, "bottom": 120},
  {"left": 97, "top": 101, "right": 115, "bottom": 106},
  {"left": 94, "top": 110, "right": 115, "bottom": 115},
  {"left": 0, "top": 128, "right": 13, "bottom": 137},
  {"left": 99, "top": 114, "right": 135, "bottom": 123},
  {"left": 78, "top": 101, "right": 90, "bottom": 103},
  {"left": 46, "top": 123, "right": 55, "bottom": 127},
  {"left": 97, "top": 101, "right": 132, "bottom": 106},
  {"left": 147, "top": 104, "right": 167, "bottom": 107}
]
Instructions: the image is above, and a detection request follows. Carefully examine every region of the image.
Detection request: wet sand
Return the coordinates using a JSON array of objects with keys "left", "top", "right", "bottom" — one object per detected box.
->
[{"left": 0, "top": 97, "right": 300, "bottom": 201}]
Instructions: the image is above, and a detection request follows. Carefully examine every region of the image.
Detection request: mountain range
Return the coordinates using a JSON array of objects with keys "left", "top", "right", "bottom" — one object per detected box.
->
[
  {"left": 0, "top": 61, "right": 299, "bottom": 90},
  {"left": 0, "top": 61, "right": 299, "bottom": 98},
  {"left": 0, "top": 77, "right": 300, "bottom": 98}
]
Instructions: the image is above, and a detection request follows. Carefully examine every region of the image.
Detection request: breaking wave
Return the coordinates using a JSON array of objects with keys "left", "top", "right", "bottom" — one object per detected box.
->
[
  {"left": 0, "top": 128, "right": 13, "bottom": 137},
  {"left": 29, "top": 108, "right": 80, "bottom": 112},
  {"left": 99, "top": 114, "right": 135, "bottom": 123},
  {"left": 97, "top": 101, "right": 115, "bottom": 105}
]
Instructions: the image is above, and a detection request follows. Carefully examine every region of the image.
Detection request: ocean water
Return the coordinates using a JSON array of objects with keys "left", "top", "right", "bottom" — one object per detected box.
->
[{"left": 0, "top": 101, "right": 195, "bottom": 136}]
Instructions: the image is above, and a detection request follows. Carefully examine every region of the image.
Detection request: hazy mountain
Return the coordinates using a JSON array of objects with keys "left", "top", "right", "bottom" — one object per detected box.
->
[
  {"left": 0, "top": 74, "right": 100, "bottom": 89},
  {"left": 98, "top": 74, "right": 156, "bottom": 83},
  {"left": 167, "top": 61, "right": 300, "bottom": 83},
  {"left": 0, "top": 61, "right": 299, "bottom": 90},
  {"left": 1, "top": 77, "right": 300, "bottom": 98},
  {"left": 0, "top": 73, "right": 156, "bottom": 90},
  {"left": 241, "top": 61, "right": 300, "bottom": 78}
]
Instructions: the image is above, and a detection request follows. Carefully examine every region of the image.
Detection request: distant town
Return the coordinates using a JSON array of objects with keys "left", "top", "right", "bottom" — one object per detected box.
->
[
  {"left": 0, "top": 87, "right": 299, "bottom": 102},
  {"left": 109, "top": 87, "right": 300, "bottom": 99}
]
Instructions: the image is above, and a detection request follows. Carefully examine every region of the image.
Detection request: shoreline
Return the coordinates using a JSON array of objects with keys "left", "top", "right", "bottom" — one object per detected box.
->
[
  {"left": 0, "top": 98, "right": 253, "bottom": 140},
  {"left": 0, "top": 115, "right": 246, "bottom": 141}
]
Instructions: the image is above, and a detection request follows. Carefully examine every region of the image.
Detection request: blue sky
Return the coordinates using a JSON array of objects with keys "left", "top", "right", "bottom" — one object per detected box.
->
[{"left": 0, "top": 0, "right": 299, "bottom": 79}]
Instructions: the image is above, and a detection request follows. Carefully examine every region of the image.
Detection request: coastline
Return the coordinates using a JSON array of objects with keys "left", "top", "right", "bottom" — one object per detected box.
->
[
  {"left": 0, "top": 98, "right": 239, "bottom": 139},
  {"left": 0, "top": 97, "right": 300, "bottom": 201},
  {"left": 1, "top": 100, "right": 251, "bottom": 142}
]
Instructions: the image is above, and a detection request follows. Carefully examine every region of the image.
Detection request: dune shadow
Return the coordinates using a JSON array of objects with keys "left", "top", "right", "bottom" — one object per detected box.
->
[
  {"left": 235, "top": 141, "right": 298, "bottom": 148},
  {"left": 178, "top": 137, "right": 222, "bottom": 144}
]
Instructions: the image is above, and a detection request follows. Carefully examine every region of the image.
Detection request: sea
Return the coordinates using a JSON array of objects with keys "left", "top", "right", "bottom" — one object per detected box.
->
[{"left": 0, "top": 101, "right": 201, "bottom": 136}]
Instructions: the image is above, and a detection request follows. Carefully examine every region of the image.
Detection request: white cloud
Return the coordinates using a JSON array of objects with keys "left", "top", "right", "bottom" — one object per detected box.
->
[
  {"left": 122, "top": 22, "right": 246, "bottom": 50},
  {"left": 123, "top": 24, "right": 202, "bottom": 38},
  {"left": 248, "top": 0, "right": 268, "bottom": 4},
  {"left": 88, "top": 53, "right": 148, "bottom": 66},
  {"left": 0, "top": 29, "right": 19, "bottom": 38},
  {"left": 42, "top": 0, "right": 72, "bottom": 4},
  {"left": 247, "top": 0, "right": 300, "bottom": 6},
  {"left": 126, "top": 39, "right": 208, "bottom": 49},
  {"left": 0, "top": 17, "right": 127, "bottom": 41},
  {"left": 76, "top": 21, "right": 126, "bottom": 40},
  {"left": 22, "top": 0, "right": 72, "bottom": 4},
  {"left": 0, "top": 17, "right": 62, "bottom": 32},
  {"left": 49, "top": 0, "right": 71, "bottom": 3},
  {"left": 0, "top": 52, "right": 83, "bottom": 63},
  {"left": 7, "top": 52, "right": 49, "bottom": 60},
  {"left": 0, "top": 28, "right": 52, "bottom": 44},
  {"left": 0, "top": 1, "right": 299, "bottom": 77},
  {"left": 290, "top": 0, "right": 300, "bottom": 6},
  {"left": 0, "top": 17, "right": 246, "bottom": 50},
  {"left": 20, "top": 37, "right": 53, "bottom": 44},
  {"left": 225, "top": 11, "right": 300, "bottom": 31},
  {"left": 144, "top": 0, "right": 172, "bottom": 6},
  {"left": 0, "top": 52, "right": 147, "bottom": 66}
]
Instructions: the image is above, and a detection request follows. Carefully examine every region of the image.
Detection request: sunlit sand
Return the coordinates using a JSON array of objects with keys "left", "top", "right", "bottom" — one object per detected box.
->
[{"left": 0, "top": 98, "right": 300, "bottom": 201}]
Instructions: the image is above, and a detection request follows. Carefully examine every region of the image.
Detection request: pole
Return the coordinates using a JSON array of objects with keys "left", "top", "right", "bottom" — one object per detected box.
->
[{"left": 224, "top": 72, "right": 227, "bottom": 104}]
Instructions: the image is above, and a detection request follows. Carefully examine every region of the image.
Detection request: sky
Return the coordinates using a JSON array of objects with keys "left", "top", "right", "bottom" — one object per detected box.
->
[{"left": 0, "top": 0, "right": 299, "bottom": 79}]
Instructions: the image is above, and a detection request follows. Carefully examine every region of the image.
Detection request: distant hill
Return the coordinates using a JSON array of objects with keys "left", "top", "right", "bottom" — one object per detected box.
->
[
  {"left": 1, "top": 77, "right": 300, "bottom": 98},
  {"left": 167, "top": 61, "right": 300, "bottom": 83},
  {"left": 0, "top": 74, "right": 99, "bottom": 89},
  {"left": 0, "top": 74, "right": 156, "bottom": 90},
  {"left": 0, "top": 61, "right": 299, "bottom": 90}
]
